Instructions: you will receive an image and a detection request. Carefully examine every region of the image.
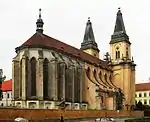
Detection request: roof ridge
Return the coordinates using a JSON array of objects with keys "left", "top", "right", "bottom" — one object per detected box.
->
[
  {"left": 43, "top": 34, "right": 107, "bottom": 63},
  {"left": 16, "top": 33, "right": 110, "bottom": 70}
]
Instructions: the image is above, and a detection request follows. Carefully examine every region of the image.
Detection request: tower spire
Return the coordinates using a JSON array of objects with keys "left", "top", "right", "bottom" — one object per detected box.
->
[
  {"left": 114, "top": 7, "right": 126, "bottom": 33},
  {"left": 110, "top": 8, "right": 130, "bottom": 44},
  {"left": 36, "top": 8, "right": 44, "bottom": 34},
  {"left": 80, "top": 17, "right": 99, "bottom": 52}
]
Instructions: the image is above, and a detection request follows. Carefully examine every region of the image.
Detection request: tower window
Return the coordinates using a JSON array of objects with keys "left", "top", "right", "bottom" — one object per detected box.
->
[
  {"left": 116, "top": 51, "right": 118, "bottom": 59},
  {"left": 118, "top": 51, "right": 120, "bottom": 58},
  {"left": 126, "top": 47, "right": 129, "bottom": 58},
  {"left": 115, "top": 47, "right": 120, "bottom": 59}
]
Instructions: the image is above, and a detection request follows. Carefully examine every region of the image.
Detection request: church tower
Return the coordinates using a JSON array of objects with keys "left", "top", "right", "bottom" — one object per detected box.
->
[
  {"left": 109, "top": 8, "right": 136, "bottom": 109},
  {"left": 80, "top": 17, "right": 100, "bottom": 58}
]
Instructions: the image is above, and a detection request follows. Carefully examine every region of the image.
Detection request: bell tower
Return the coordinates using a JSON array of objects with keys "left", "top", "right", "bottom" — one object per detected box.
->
[
  {"left": 80, "top": 17, "right": 99, "bottom": 58},
  {"left": 109, "top": 8, "right": 136, "bottom": 109},
  {"left": 110, "top": 8, "right": 131, "bottom": 61}
]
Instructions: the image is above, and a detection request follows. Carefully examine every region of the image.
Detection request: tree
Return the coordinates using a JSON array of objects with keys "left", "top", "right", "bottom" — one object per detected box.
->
[
  {"left": 135, "top": 101, "right": 143, "bottom": 110},
  {"left": 115, "top": 88, "right": 124, "bottom": 110}
]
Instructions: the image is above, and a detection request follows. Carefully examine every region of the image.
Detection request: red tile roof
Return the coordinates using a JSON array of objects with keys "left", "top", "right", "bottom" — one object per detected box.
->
[
  {"left": 136, "top": 83, "right": 150, "bottom": 91},
  {"left": 1, "top": 79, "right": 12, "bottom": 91},
  {"left": 16, "top": 33, "right": 110, "bottom": 70}
]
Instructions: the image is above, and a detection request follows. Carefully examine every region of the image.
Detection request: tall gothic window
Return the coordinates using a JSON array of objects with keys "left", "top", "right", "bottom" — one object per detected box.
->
[
  {"left": 57, "top": 62, "right": 65, "bottom": 101},
  {"left": 65, "top": 66, "right": 73, "bottom": 102},
  {"left": 43, "top": 58, "right": 49, "bottom": 100},
  {"left": 74, "top": 67, "right": 81, "bottom": 103},
  {"left": 26, "top": 57, "right": 30, "bottom": 99},
  {"left": 19, "top": 59, "right": 22, "bottom": 98},
  {"left": 30, "top": 57, "right": 36, "bottom": 97}
]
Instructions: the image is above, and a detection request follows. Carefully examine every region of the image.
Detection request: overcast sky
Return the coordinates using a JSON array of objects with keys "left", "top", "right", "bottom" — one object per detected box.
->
[{"left": 0, "top": 0, "right": 150, "bottom": 83}]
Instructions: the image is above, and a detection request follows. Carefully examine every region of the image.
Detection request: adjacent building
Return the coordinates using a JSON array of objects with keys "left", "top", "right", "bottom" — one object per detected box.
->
[
  {"left": 12, "top": 8, "right": 136, "bottom": 110},
  {"left": 0, "top": 79, "right": 12, "bottom": 106},
  {"left": 135, "top": 83, "right": 150, "bottom": 105}
]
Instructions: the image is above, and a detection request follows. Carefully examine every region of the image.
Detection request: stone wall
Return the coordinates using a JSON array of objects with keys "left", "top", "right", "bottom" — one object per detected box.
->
[{"left": 0, "top": 108, "right": 143, "bottom": 120}]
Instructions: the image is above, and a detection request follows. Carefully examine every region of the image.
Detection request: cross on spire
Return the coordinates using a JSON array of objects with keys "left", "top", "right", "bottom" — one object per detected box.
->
[{"left": 39, "top": 8, "right": 42, "bottom": 18}]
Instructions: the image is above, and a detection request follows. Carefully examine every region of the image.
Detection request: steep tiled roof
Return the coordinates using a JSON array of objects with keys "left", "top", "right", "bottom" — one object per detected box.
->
[
  {"left": 1, "top": 79, "right": 12, "bottom": 91},
  {"left": 136, "top": 83, "right": 150, "bottom": 91},
  {"left": 15, "top": 33, "right": 111, "bottom": 70}
]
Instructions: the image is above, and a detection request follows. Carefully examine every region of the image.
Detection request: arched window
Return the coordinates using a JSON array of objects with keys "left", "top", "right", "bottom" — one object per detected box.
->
[
  {"left": 30, "top": 57, "right": 36, "bottom": 97},
  {"left": 7, "top": 93, "right": 9, "bottom": 98},
  {"left": 116, "top": 47, "right": 120, "bottom": 59},
  {"left": 43, "top": 58, "right": 49, "bottom": 100},
  {"left": 139, "top": 93, "right": 142, "bottom": 97}
]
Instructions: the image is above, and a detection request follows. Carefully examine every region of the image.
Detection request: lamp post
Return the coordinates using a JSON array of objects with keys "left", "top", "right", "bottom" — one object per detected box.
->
[{"left": 0, "top": 69, "right": 6, "bottom": 100}]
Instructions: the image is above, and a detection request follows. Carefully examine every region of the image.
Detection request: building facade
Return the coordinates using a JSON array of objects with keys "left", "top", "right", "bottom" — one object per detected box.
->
[
  {"left": 0, "top": 79, "right": 12, "bottom": 107},
  {"left": 12, "top": 8, "right": 136, "bottom": 110},
  {"left": 135, "top": 83, "right": 150, "bottom": 105}
]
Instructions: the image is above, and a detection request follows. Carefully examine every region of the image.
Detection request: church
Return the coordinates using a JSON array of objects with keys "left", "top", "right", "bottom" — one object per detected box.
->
[{"left": 12, "top": 8, "right": 136, "bottom": 110}]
